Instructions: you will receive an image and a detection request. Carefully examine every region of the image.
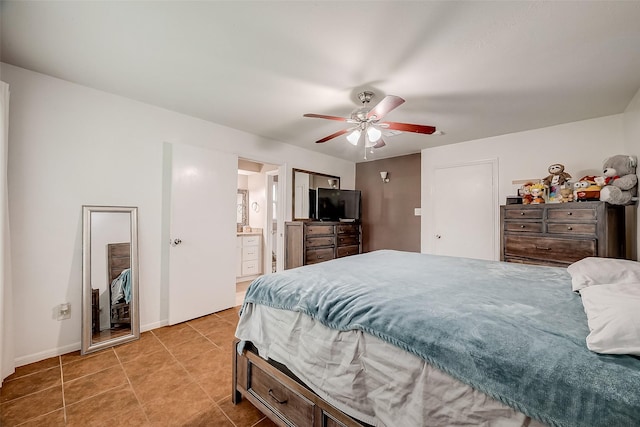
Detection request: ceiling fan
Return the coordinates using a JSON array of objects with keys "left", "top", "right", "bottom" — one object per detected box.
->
[{"left": 304, "top": 91, "right": 437, "bottom": 159}]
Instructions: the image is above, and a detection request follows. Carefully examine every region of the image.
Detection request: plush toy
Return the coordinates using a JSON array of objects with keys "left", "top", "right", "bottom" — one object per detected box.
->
[
  {"left": 573, "top": 176, "right": 602, "bottom": 202},
  {"left": 520, "top": 182, "right": 534, "bottom": 204},
  {"left": 599, "top": 155, "right": 638, "bottom": 205},
  {"left": 530, "top": 183, "right": 546, "bottom": 204},
  {"left": 543, "top": 163, "right": 572, "bottom": 187},
  {"left": 559, "top": 187, "right": 573, "bottom": 203}
]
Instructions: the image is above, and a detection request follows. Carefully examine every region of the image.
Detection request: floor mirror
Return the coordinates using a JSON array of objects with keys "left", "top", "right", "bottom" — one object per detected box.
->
[{"left": 81, "top": 205, "right": 140, "bottom": 354}]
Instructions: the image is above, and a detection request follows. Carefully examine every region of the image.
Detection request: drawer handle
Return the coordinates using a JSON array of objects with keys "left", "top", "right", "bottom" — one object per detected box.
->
[
  {"left": 268, "top": 389, "right": 288, "bottom": 405},
  {"left": 317, "top": 255, "right": 324, "bottom": 259},
  {"left": 520, "top": 212, "right": 525, "bottom": 216},
  {"left": 567, "top": 226, "right": 573, "bottom": 230},
  {"left": 567, "top": 212, "right": 573, "bottom": 216},
  {"left": 535, "top": 246, "right": 552, "bottom": 251},
  {"left": 520, "top": 225, "right": 525, "bottom": 229}
]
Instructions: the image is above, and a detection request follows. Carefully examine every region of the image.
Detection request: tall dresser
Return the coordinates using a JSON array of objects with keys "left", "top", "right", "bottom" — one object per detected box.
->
[
  {"left": 500, "top": 201, "right": 635, "bottom": 267},
  {"left": 285, "top": 221, "right": 362, "bottom": 269}
]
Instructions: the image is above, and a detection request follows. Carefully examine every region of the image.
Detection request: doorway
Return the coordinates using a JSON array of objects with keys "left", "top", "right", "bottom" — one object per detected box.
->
[{"left": 236, "top": 159, "right": 285, "bottom": 304}]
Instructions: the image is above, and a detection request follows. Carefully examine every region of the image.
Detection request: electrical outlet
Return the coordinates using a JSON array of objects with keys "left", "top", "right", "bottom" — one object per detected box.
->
[{"left": 57, "top": 303, "right": 71, "bottom": 321}]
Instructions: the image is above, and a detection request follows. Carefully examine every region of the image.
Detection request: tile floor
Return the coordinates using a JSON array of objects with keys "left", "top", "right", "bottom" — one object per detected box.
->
[{"left": 0, "top": 306, "right": 276, "bottom": 427}]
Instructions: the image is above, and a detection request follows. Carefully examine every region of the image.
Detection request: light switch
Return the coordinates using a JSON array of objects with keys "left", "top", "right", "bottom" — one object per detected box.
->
[{"left": 414, "top": 208, "right": 421, "bottom": 216}]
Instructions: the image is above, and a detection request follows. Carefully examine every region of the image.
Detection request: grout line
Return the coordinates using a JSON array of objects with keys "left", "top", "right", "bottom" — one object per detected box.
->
[
  {"left": 113, "top": 344, "right": 151, "bottom": 425},
  {"left": 59, "top": 355, "right": 67, "bottom": 424}
]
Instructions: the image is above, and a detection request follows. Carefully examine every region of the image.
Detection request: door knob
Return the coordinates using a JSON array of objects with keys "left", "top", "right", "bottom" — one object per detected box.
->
[
  {"left": 171, "top": 238, "right": 182, "bottom": 246},
  {"left": 435, "top": 234, "right": 442, "bottom": 239}
]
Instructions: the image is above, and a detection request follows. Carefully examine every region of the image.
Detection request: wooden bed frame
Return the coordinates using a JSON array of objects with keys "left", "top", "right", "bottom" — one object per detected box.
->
[
  {"left": 107, "top": 242, "right": 131, "bottom": 327},
  {"left": 233, "top": 339, "right": 367, "bottom": 427}
]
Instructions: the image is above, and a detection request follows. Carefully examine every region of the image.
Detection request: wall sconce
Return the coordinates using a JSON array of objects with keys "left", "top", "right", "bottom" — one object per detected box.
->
[{"left": 380, "top": 171, "right": 390, "bottom": 183}]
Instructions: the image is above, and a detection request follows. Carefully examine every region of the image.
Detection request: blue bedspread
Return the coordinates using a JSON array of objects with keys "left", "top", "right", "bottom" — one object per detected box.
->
[{"left": 242, "top": 250, "right": 640, "bottom": 427}]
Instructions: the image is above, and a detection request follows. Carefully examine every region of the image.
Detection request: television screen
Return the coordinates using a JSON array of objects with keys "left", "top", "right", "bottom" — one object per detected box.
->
[{"left": 316, "top": 188, "right": 361, "bottom": 221}]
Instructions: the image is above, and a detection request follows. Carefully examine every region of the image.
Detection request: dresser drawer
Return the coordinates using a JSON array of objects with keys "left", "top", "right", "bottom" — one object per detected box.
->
[
  {"left": 504, "top": 235, "right": 596, "bottom": 263},
  {"left": 306, "top": 247, "right": 335, "bottom": 264},
  {"left": 306, "top": 225, "right": 335, "bottom": 235},
  {"left": 242, "top": 246, "right": 260, "bottom": 261},
  {"left": 337, "top": 224, "right": 359, "bottom": 235},
  {"left": 243, "top": 235, "right": 261, "bottom": 246},
  {"left": 547, "top": 208, "right": 596, "bottom": 221},
  {"left": 505, "top": 209, "right": 544, "bottom": 220},
  {"left": 306, "top": 236, "right": 334, "bottom": 247},
  {"left": 337, "top": 245, "right": 359, "bottom": 258},
  {"left": 504, "top": 222, "right": 543, "bottom": 233},
  {"left": 248, "top": 363, "right": 315, "bottom": 427},
  {"left": 547, "top": 222, "right": 597, "bottom": 236},
  {"left": 337, "top": 235, "right": 359, "bottom": 246},
  {"left": 242, "top": 260, "right": 260, "bottom": 276}
]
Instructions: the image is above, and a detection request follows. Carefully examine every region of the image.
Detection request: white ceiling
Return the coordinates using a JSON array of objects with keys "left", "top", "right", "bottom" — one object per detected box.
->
[{"left": 2, "top": 1, "right": 640, "bottom": 163}]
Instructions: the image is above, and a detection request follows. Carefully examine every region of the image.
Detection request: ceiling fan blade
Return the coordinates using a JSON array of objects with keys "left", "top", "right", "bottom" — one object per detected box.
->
[
  {"left": 380, "top": 121, "right": 436, "bottom": 134},
  {"left": 303, "top": 113, "right": 348, "bottom": 122},
  {"left": 366, "top": 95, "right": 405, "bottom": 120},
  {"left": 316, "top": 128, "right": 350, "bottom": 143},
  {"left": 373, "top": 138, "right": 386, "bottom": 149}
]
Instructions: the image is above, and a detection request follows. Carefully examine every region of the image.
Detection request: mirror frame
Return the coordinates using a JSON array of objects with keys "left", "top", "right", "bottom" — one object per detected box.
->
[
  {"left": 81, "top": 205, "right": 140, "bottom": 354},
  {"left": 292, "top": 168, "right": 340, "bottom": 221}
]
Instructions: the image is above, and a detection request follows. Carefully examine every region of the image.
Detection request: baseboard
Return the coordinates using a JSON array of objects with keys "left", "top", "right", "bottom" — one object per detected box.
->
[
  {"left": 14, "top": 320, "right": 170, "bottom": 368},
  {"left": 14, "top": 341, "right": 81, "bottom": 367}
]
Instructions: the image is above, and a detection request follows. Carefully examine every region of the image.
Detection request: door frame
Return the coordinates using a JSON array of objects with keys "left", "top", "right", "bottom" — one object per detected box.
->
[{"left": 426, "top": 158, "right": 499, "bottom": 260}]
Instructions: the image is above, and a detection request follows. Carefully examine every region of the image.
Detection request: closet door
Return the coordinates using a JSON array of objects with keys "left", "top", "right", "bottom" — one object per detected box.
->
[
  {"left": 166, "top": 143, "right": 237, "bottom": 325},
  {"left": 431, "top": 160, "right": 497, "bottom": 260}
]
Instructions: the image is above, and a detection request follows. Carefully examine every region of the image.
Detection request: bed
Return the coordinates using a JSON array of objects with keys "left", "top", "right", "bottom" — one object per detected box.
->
[
  {"left": 232, "top": 250, "right": 640, "bottom": 427},
  {"left": 107, "top": 242, "right": 132, "bottom": 327}
]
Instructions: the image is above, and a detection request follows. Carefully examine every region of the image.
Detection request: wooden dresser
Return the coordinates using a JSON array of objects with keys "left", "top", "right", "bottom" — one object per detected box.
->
[
  {"left": 285, "top": 221, "right": 362, "bottom": 269},
  {"left": 500, "top": 201, "right": 633, "bottom": 267}
]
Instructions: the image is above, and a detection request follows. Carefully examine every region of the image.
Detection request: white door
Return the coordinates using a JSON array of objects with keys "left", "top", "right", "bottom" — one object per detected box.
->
[
  {"left": 167, "top": 143, "right": 237, "bottom": 325},
  {"left": 432, "top": 160, "right": 497, "bottom": 260}
]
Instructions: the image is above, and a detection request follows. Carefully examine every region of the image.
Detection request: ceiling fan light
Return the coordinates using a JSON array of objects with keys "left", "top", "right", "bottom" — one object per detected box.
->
[
  {"left": 367, "top": 126, "right": 382, "bottom": 142},
  {"left": 346, "top": 129, "right": 361, "bottom": 145}
]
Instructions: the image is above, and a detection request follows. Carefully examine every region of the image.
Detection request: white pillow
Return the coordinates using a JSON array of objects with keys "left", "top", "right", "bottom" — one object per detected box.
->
[
  {"left": 567, "top": 257, "right": 640, "bottom": 292},
  {"left": 580, "top": 283, "right": 640, "bottom": 356}
]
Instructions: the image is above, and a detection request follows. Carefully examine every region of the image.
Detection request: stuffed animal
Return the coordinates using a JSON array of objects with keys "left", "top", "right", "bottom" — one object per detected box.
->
[
  {"left": 543, "top": 163, "right": 572, "bottom": 187},
  {"left": 530, "top": 183, "right": 546, "bottom": 204},
  {"left": 573, "top": 176, "right": 602, "bottom": 202},
  {"left": 599, "top": 155, "right": 638, "bottom": 205},
  {"left": 559, "top": 187, "right": 573, "bottom": 203}
]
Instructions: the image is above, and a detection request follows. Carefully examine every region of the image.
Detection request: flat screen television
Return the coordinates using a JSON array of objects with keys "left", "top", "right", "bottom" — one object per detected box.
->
[{"left": 316, "top": 188, "right": 361, "bottom": 222}]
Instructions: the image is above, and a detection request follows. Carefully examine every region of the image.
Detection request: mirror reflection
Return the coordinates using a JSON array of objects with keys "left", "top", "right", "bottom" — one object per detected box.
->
[
  {"left": 292, "top": 168, "right": 340, "bottom": 220},
  {"left": 82, "top": 206, "right": 140, "bottom": 354}
]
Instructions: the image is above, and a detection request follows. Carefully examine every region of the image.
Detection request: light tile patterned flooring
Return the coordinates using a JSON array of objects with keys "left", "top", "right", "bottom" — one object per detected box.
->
[{"left": 0, "top": 305, "right": 276, "bottom": 426}]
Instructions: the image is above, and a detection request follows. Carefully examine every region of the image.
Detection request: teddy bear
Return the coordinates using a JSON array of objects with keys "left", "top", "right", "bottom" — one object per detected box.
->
[
  {"left": 543, "top": 163, "right": 572, "bottom": 187},
  {"left": 599, "top": 155, "right": 638, "bottom": 205},
  {"left": 559, "top": 187, "right": 573, "bottom": 203}
]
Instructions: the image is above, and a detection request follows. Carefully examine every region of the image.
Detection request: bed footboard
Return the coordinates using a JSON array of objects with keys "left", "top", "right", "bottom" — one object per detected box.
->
[{"left": 232, "top": 339, "right": 366, "bottom": 427}]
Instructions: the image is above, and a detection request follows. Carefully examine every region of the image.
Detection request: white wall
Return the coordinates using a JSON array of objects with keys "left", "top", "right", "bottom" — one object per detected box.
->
[
  {"left": 2, "top": 63, "right": 355, "bottom": 365},
  {"left": 421, "top": 115, "right": 627, "bottom": 255}
]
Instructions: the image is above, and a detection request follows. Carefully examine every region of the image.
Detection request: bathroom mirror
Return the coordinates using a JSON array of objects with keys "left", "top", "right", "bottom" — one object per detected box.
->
[
  {"left": 292, "top": 168, "right": 340, "bottom": 220},
  {"left": 82, "top": 205, "right": 140, "bottom": 354}
]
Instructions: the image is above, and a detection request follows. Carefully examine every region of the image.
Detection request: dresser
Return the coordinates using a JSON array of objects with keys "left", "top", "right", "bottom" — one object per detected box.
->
[
  {"left": 285, "top": 221, "right": 362, "bottom": 269},
  {"left": 236, "top": 233, "right": 262, "bottom": 281},
  {"left": 500, "top": 201, "right": 634, "bottom": 267}
]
